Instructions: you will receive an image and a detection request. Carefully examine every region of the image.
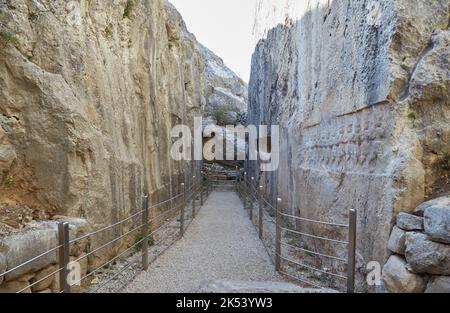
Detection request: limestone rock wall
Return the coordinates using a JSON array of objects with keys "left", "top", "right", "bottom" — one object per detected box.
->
[
  {"left": 0, "top": 0, "right": 248, "bottom": 277},
  {"left": 200, "top": 44, "right": 248, "bottom": 126},
  {"left": 0, "top": 0, "right": 205, "bottom": 232},
  {"left": 248, "top": 0, "right": 449, "bottom": 292}
]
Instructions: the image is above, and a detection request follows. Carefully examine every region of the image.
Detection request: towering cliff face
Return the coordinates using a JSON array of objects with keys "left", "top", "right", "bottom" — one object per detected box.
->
[
  {"left": 0, "top": 0, "right": 246, "bottom": 235},
  {"left": 0, "top": 0, "right": 203, "bottom": 234},
  {"left": 200, "top": 44, "right": 248, "bottom": 126},
  {"left": 248, "top": 0, "right": 449, "bottom": 291}
]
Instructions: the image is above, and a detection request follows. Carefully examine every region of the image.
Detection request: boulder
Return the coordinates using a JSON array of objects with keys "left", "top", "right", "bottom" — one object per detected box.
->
[
  {"left": 0, "top": 280, "right": 31, "bottom": 293},
  {"left": 208, "top": 87, "right": 247, "bottom": 113},
  {"left": 405, "top": 232, "right": 450, "bottom": 275},
  {"left": 51, "top": 217, "right": 90, "bottom": 256},
  {"left": 387, "top": 226, "right": 407, "bottom": 255},
  {"left": 425, "top": 276, "right": 450, "bottom": 293},
  {"left": 30, "top": 265, "right": 56, "bottom": 292},
  {"left": 396, "top": 213, "right": 424, "bottom": 231},
  {"left": 382, "top": 255, "right": 427, "bottom": 293},
  {"left": 0, "top": 227, "right": 58, "bottom": 281},
  {"left": 423, "top": 204, "right": 450, "bottom": 244},
  {"left": 414, "top": 196, "right": 450, "bottom": 216},
  {"left": 0, "top": 144, "right": 16, "bottom": 170}
]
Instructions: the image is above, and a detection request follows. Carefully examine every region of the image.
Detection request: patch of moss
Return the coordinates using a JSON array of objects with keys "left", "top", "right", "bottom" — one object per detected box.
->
[
  {"left": 209, "top": 105, "right": 233, "bottom": 125},
  {"left": 407, "top": 111, "right": 417, "bottom": 121},
  {"left": 4, "top": 175, "right": 14, "bottom": 188},
  {"left": 0, "top": 30, "right": 18, "bottom": 47}
]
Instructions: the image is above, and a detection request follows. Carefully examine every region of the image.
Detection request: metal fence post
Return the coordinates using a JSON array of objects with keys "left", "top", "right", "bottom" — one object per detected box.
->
[
  {"left": 275, "top": 198, "right": 282, "bottom": 272},
  {"left": 206, "top": 172, "right": 210, "bottom": 196},
  {"left": 243, "top": 173, "right": 247, "bottom": 211},
  {"left": 58, "top": 222, "right": 70, "bottom": 293},
  {"left": 249, "top": 177, "right": 255, "bottom": 221},
  {"left": 142, "top": 195, "right": 149, "bottom": 271},
  {"left": 258, "top": 185, "right": 263, "bottom": 239},
  {"left": 180, "top": 183, "right": 186, "bottom": 237},
  {"left": 200, "top": 183, "right": 204, "bottom": 206},
  {"left": 192, "top": 177, "right": 197, "bottom": 218},
  {"left": 347, "top": 209, "right": 357, "bottom": 293}
]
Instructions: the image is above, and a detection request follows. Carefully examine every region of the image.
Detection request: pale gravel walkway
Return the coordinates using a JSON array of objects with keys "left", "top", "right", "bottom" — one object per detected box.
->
[{"left": 125, "top": 191, "right": 284, "bottom": 293}]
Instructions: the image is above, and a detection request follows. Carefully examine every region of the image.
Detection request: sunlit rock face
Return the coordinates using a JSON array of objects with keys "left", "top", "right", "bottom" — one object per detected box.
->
[
  {"left": 248, "top": 0, "right": 449, "bottom": 291},
  {"left": 200, "top": 44, "right": 248, "bottom": 126},
  {"left": 0, "top": 0, "right": 208, "bottom": 232}
]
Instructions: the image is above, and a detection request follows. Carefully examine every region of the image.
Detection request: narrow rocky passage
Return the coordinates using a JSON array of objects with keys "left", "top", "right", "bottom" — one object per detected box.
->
[{"left": 125, "top": 191, "right": 284, "bottom": 293}]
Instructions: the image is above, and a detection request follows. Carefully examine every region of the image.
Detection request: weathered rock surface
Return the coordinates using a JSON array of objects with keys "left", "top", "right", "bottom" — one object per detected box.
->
[
  {"left": 0, "top": 0, "right": 206, "bottom": 238},
  {"left": 30, "top": 265, "right": 56, "bottom": 292},
  {"left": 200, "top": 44, "right": 248, "bottom": 126},
  {"left": 248, "top": 0, "right": 450, "bottom": 291},
  {"left": 397, "top": 213, "right": 424, "bottom": 231},
  {"left": 0, "top": 144, "right": 16, "bottom": 171},
  {"left": 387, "top": 226, "right": 407, "bottom": 255},
  {"left": 405, "top": 232, "right": 450, "bottom": 275},
  {"left": 0, "top": 253, "right": 6, "bottom": 284},
  {"left": 0, "top": 227, "right": 57, "bottom": 281},
  {"left": 198, "top": 279, "right": 338, "bottom": 293},
  {"left": 382, "top": 255, "right": 427, "bottom": 293},
  {"left": 0, "top": 279, "right": 31, "bottom": 293},
  {"left": 415, "top": 196, "right": 450, "bottom": 216},
  {"left": 425, "top": 276, "right": 450, "bottom": 293},
  {"left": 0, "top": 0, "right": 246, "bottom": 275},
  {"left": 423, "top": 198, "right": 450, "bottom": 244}
]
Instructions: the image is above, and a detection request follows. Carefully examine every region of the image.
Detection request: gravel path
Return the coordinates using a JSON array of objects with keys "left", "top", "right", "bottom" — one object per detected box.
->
[{"left": 125, "top": 191, "right": 284, "bottom": 293}]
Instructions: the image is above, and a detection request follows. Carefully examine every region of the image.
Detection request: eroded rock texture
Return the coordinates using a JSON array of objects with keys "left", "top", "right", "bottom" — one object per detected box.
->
[
  {"left": 248, "top": 0, "right": 449, "bottom": 291},
  {"left": 0, "top": 0, "right": 246, "bottom": 267},
  {"left": 0, "top": 0, "right": 205, "bottom": 245}
]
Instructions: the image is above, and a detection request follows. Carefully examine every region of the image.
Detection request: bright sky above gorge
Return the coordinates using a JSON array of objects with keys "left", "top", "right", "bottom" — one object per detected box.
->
[{"left": 169, "top": 0, "right": 257, "bottom": 82}]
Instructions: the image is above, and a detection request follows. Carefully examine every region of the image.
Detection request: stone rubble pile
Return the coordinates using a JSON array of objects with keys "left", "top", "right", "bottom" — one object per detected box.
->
[
  {"left": 383, "top": 196, "right": 450, "bottom": 293},
  {"left": 0, "top": 217, "right": 89, "bottom": 293}
]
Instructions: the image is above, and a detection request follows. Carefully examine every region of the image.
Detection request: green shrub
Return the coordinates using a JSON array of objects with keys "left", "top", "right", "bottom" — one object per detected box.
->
[
  {"left": 4, "top": 175, "right": 14, "bottom": 188},
  {"left": 209, "top": 105, "right": 232, "bottom": 125},
  {"left": 407, "top": 111, "right": 417, "bottom": 121}
]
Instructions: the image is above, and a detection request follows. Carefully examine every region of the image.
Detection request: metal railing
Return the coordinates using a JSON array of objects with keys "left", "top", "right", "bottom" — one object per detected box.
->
[
  {"left": 0, "top": 175, "right": 209, "bottom": 293},
  {"left": 238, "top": 174, "right": 357, "bottom": 293},
  {"left": 204, "top": 167, "right": 240, "bottom": 192}
]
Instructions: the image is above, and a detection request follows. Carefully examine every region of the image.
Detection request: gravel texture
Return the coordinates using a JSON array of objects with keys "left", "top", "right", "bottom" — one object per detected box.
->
[{"left": 125, "top": 191, "right": 284, "bottom": 293}]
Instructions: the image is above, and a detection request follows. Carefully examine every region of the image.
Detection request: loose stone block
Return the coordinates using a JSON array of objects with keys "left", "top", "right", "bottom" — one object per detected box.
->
[
  {"left": 397, "top": 213, "right": 424, "bottom": 231},
  {"left": 382, "top": 255, "right": 427, "bottom": 293},
  {"left": 387, "top": 226, "right": 407, "bottom": 255},
  {"left": 405, "top": 232, "right": 450, "bottom": 275}
]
